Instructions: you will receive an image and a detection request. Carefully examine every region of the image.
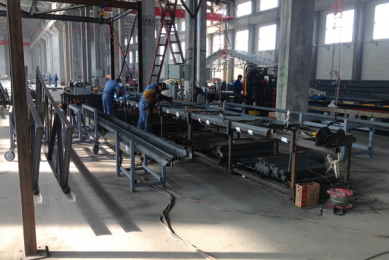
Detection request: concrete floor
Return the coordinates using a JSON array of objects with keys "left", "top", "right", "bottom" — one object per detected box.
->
[{"left": 1, "top": 87, "right": 389, "bottom": 259}]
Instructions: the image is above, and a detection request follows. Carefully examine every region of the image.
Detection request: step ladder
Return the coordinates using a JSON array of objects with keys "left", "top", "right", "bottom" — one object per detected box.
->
[{"left": 149, "top": 0, "right": 185, "bottom": 89}]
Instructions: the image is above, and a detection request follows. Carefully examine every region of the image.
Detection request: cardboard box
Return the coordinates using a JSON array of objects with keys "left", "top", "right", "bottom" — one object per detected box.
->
[
  {"left": 295, "top": 182, "right": 320, "bottom": 208},
  {"left": 268, "top": 112, "right": 276, "bottom": 118}
]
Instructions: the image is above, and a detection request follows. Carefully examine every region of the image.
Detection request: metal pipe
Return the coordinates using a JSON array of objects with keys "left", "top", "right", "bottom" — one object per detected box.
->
[
  {"left": 6, "top": 0, "right": 37, "bottom": 255},
  {"left": 192, "top": 0, "right": 197, "bottom": 103},
  {"left": 137, "top": 1, "right": 144, "bottom": 92},
  {"left": 110, "top": 22, "right": 115, "bottom": 79}
]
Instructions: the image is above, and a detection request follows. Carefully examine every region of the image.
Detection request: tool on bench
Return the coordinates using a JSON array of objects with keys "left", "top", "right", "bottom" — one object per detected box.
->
[{"left": 326, "top": 152, "right": 342, "bottom": 178}]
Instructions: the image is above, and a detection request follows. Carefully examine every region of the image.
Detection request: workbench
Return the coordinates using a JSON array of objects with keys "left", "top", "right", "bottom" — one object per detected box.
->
[{"left": 157, "top": 101, "right": 353, "bottom": 202}]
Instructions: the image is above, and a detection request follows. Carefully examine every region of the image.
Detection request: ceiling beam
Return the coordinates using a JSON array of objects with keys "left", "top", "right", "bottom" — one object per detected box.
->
[
  {"left": 35, "top": 0, "right": 137, "bottom": 9},
  {"left": 0, "top": 10, "right": 105, "bottom": 24},
  {"left": 0, "top": 2, "right": 29, "bottom": 15},
  {"left": 35, "top": 4, "right": 88, "bottom": 14},
  {"left": 30, "top": 0, "right": 38, "bottom": 15}
]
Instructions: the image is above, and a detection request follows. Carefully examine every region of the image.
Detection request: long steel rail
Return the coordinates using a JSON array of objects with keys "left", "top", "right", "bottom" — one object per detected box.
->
[{"left": 82, "top": 105, "right": 191, "bottom": 167}]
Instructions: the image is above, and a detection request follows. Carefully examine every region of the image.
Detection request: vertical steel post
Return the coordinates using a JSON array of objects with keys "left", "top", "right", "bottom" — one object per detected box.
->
[
  {"left": 137, "top": 1, "right": 144, "bottom": 92},
  {"left": 130, "top": 139, "right": 136, "bottom": 192},
  {"left": 289, "top": 129, "right": 297, "bottom": 201},
  {"left": 110, "top": 22, "right": 115, "bottom": 80},
  {"left": 6, "top": 0, "right": 37, "bottom": 255},
  {"left": 227, "top": 120, "right": 233, "bottom": 174},
  {"left": 115, "top": 131, "right": 121, "bottom": 177},
  {"left": 159, "top": 104, "right": 164, "bottom": 138},
  {"left": 187, "top": 112, "right": 192, "bottom": 141},
  {"left": 344, "top": 145, "right": 351, "bottom": 184}
]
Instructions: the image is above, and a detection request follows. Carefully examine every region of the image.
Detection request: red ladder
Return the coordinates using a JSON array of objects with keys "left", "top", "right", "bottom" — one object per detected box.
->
[{"left": 148, "top": 0, "right": 185, "bottom": 86}]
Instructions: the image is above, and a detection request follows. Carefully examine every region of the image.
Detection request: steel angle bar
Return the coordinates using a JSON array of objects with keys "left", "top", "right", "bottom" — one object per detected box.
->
[
  {"left": 36, "top": 66, "right": 73, "bottom": 196},
  {"left": 26, "top": 80, "right": 43, "bottom": 194},
  {"left": 82, "top": 105, "right": 190, "bottom": 166}
]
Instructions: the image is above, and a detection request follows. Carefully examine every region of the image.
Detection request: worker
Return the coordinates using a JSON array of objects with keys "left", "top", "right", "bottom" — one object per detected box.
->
[
  {"left": 48, "top": 73, "right": 52, "bottom": 86},
  {"left": 103, "top": 78, "right": 122, "bottom": 116},
  {"left": 137, "top": 82, "right": 172, "bottom": 133},
  {"left": 233, "top": 74, "right": 243, "bottom": 104},
  {"left": 54, "top": 74, "right": 58, "bottom": 88}
]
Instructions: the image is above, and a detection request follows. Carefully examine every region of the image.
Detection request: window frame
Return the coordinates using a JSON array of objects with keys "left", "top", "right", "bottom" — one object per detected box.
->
[
  {"left": 324, "top": 9, "right": 355, "bottom": 44},
  {"left": 259, "top": 0, "right": 278, "bottom": 12},
  {"left": 373, "top": 3, "right": 389, "bottom": 40},
  {"left": 236, "top": 1, "right": 252, "bottom": 17},
  {"left": 258, "top": 24, "right": 277, "bottom": 51}
]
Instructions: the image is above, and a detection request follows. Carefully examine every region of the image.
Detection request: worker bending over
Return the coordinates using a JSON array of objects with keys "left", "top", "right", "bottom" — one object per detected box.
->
[
  {"left": 233, "top": 74, "right": 243, "bottom": 104},
  {"left": 138, "top": 82, "right": 172, "bottom": 133},
  {"left": 103, "top": 78, "right": 122, "bottom": 116}
]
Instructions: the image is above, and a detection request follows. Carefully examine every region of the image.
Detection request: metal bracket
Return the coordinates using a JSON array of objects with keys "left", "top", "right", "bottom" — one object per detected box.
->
[
  {"left": 371, "top": 41, "right": 378, "bottom": 47},
  {"left": 323, "top": 45, "right": 330, "bottom": 50},
  {"left": 20, "top": 246, "right": 48, "bottom": 260},
  {"left": 266, "top": 50, "right": 273, "bottom": 55},
  {"left": 342, "top": 43, "right": 350, "bottom": 49}
]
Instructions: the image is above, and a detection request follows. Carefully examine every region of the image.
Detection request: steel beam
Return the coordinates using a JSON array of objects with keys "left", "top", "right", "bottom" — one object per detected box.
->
[
  {"left": 36, "top": 0, "right": 137, "bottom": 9},
  {"left": 30, "top": 0, "right": 38, "bottom": 15},
  {"left": 35, "top": 4, "right": 88, "bottom": 14},
  {"left": 0, "top": 10, "right": 104, "bottom": 23},
  {"left": 109, "top": 8, "right": 135, "bottom": 23},
  {"left": 6, "top": 0, "right": 37, "bottom": 256}
]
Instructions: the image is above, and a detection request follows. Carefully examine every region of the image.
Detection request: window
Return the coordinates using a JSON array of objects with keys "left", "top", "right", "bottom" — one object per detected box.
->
[
  {"left": 129, "top": 52, "right": 133, "bottom": 64},
  {"left": 325, "top": 10, "right": 354, "bottom": 44},
  {"left": 213, "top": 66, "right": 223, "bottom": 79},
  {"left": 258, "top": 24, "right": 277, "bottom": 51},
  {"left": 125, "top": 39, "right": 128, "bottom": 46},
  {"left": 130, "top": 37, "right": 133, "bottom": 44},
  {"left": 162, "top": 27, "right": 166, "bottom": 35},
  {"left": 374, "top": 3, "right": 389, "bottom": 40},
  {"left": 260, "top": 0, "right": 278, "bottom": 11},
  {"left": 135, "top": 36, "right": 138, "bottom": 43},
  {"left": 236, "top": 2, "right": 251, "bottom": 17},
  {"left": 213, "top": 34, "right": 224, "bottom": 53},
  {"left": 182, "top": 21, "right": 185, "bottom": 31},
  {"left": 235, "top": 30, "right": 249, "bottom": 52},
  {"left": 136, "top": 51, "right": 138, "bottom": 63}
]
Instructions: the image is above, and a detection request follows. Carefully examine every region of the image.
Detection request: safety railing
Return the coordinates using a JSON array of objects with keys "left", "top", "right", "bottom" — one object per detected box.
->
[
  {"left": 4, "top": 67, "right": 45, "bottom": 200},
  {"left": 222, "top": 101, "right": 377, "bottom": 159},
  {"left": 35, "top": 66, "right": 74, "bottom": 197}
]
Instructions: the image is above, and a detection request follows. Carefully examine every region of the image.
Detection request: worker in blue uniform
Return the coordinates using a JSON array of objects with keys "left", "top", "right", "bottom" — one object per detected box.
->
[
  {"left": 233, "top": 74, "right": 243, "bottom": 104},
  {"left": 137, "top": 82, "right": 172, "bottom": 133},
  {"left": 103, "top": 78, "right": 122, "bottom": 115}
]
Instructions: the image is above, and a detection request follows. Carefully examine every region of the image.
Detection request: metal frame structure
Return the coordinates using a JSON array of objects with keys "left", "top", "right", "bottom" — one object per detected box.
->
[
  {"left": 0, "top": 82, "right": 10, "bottom": 109},
  {"left": 4, "top": 0, "right": 143, "bottom": 256},
  {"left": 69, "top": 104, "right": 93, "bottom": 143},
  {"left": 35, "top": 66, "right": 74, "bottom": 198},
  {"left": 157, "top": 101, "right": 353, "bottom": 201},
  {"left": 222, "top": 102, "right": 377, "bottom": 159},
  {"left": 82, "top": 105, "right": 191, "bottom": 192}
]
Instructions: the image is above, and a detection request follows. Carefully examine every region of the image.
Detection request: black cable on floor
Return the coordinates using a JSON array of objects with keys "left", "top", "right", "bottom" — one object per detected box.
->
[{"left": 363, "top": 251, "right": 389, "bottom": 260}]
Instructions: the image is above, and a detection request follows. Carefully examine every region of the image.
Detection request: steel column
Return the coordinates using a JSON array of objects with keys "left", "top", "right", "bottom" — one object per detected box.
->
[
  {"left": 6, "top": 0, "right": 37, "bottom": 255},
  {"left": 137, "top": 1, "right": 144, "bottom": 92},
  {"left": 110, "top": 22, "right": 115, "bottom": 79},
  {"left": 289, "top": 129, "right": 297, "bottom": 201},
  {"left": 116, "top": 131, "right": 121, "bottom": 177}
]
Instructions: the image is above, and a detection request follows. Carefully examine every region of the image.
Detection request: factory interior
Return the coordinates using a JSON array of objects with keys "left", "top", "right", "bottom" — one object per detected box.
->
[{"left": 1, "top": 0, "right": 389, "bottom": 259}]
